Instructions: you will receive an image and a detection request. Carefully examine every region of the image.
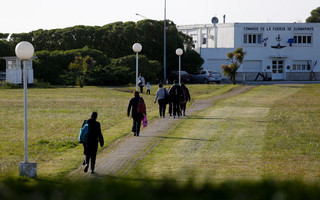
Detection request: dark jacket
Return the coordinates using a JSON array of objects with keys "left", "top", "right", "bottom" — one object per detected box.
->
[
  {"left": 127, "top": 96, "right": 146, "bottom": 118},
  {"left": 86, "top": 118, "right": 104, "bottom": 154},
  {"left": 181, "top": 85, "right": 191, "bottom": 102},
  {"left": 168, "top": 84, "right": 184, "bottom": 102}
]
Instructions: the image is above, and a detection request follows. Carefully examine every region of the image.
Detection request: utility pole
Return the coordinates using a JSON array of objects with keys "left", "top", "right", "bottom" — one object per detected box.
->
[{"left": 164, "top": 0, "right": 167, "bottom": 84}]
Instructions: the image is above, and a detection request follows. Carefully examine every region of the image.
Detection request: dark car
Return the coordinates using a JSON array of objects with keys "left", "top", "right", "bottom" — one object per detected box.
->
[{"left": 167, "top": 70, "right": 193, "bottom": 84}]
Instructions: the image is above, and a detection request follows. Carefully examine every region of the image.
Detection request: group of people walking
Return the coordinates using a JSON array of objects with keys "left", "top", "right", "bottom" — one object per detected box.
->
[
  {"left": 154, "top": 80, "right": 191, "bottom": 118},
  {"left": 79, "top": 79, "right": 190, "bottom": 174}
]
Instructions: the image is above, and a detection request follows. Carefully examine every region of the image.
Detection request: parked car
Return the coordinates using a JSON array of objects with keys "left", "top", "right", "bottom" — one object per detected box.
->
[
  {"left": 192, "top": 70, "right": 221, "bottom": 84},
  {"left": 167, "top": 70, "right": 193, "bottom": 84}
]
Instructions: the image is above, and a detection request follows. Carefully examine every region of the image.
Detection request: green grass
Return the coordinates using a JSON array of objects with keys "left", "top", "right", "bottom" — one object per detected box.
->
[
  {"left": 0, "top": 84, "right": 233, "bottom": 179},
  {"left": 126, "top": 84, "right": 320, "bottom": 183},
  {"left": 262, "top": 84, "right": 320, "bottom": 179},
  {"left": 0, "top": 86, "right": 156, "bottom": 178}
]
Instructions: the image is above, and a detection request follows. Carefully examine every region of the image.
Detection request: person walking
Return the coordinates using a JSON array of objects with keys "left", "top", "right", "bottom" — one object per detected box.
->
[
  {"left": 84, "top": 112, "right": 104, "bottom": 174},
  {"left": 168, "top": 80, "right": 184, "bottom": 118},
  {"left": 180, "top": 82, "right": 191, "bottom": 116},
  {"left": 146, "top": 82, "right": 151, "bottom": 95},
  {"left": 127, "top": 91, "right": 146, "bottom": 136},
  {"left": 167, "top": 85, "right": 173, "bottom": 117},
  {"left": 138, "top": 73, "right": 145, "bottom": 94},
  {"left": 154, "top": 83, "right": 169, "bottom": 118}
]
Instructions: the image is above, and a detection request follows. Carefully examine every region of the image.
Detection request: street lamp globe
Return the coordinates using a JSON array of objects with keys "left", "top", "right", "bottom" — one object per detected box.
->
[
  {"left": 15, "top": 41, "right": 34, "bottom": 60},
  {"left": 176, "top": 48, "right": 183, "bottom": 56},
  {"left": 132, "top": 43, "right": 142, "bottom": 53}
]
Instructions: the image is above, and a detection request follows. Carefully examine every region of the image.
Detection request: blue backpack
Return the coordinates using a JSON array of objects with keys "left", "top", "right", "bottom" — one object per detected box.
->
[{"left": 78, "top": 121, "right": 89, "bottom": 144}]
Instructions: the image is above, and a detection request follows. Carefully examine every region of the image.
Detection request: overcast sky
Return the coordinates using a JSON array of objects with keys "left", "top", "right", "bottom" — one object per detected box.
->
[{"left": 0, "top": 0, "right": 319, "bottom": 33}]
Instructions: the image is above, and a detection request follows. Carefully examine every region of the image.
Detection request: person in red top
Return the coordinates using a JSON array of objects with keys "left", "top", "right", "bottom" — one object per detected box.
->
[{"left": 127, "top": 91, "right": 146, "bottom": 136}]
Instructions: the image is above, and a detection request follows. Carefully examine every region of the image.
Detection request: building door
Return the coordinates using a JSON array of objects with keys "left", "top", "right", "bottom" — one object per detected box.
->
[{"left": 272, "top": 60, "right": 285, "bottom": 80}]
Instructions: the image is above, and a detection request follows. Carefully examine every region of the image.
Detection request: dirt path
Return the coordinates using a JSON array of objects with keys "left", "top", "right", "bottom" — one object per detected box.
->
[{"left": 69, "top": 86, "right": 255, "bottom": 179}]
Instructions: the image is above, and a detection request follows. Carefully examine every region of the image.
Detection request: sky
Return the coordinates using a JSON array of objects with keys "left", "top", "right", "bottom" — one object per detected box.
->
[{"left": 0, "top": 0, "right": 319, "bottom": 34}]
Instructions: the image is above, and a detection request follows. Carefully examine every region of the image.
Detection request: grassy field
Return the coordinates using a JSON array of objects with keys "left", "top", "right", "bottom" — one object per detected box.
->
[
  {"left": 126, "top": 84, "right": 320, "bottom": 183},
  {"left": 0, "top": 84, "right": 233, "bottom": 178},
  {"left": 1, "top": 83, "right": 320, "bottom": 199}
]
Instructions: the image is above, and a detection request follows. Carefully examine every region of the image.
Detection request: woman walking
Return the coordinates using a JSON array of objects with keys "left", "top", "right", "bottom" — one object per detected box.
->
[
  {"left": 154, "top": 83, "right": 169, "bottom": 118},
  {"left": 127, "top": 91, "right": 146, "bottom": 136}
]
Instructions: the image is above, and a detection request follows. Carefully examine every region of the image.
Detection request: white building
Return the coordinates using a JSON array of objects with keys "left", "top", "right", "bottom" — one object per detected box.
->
[
  {"left": 178, "top": 23, "right": 320, "bottom": 81},
  {"left": 0, "top": 57, "right": 34, "bottom": 84}
]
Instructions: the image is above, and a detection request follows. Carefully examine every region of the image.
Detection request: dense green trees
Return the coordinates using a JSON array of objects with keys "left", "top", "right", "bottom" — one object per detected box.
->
[
  {"left": 0, "top": 40, "right": 14, "bottom": 71},
  {"left": 306, "top": 7, "right": 320, "bottom": 22},
  {"left": 33, "top": 47, "right": 111, "bottom": 85},
  {"left": 1, "top": 20, "right": 203, "bottom": 86}
]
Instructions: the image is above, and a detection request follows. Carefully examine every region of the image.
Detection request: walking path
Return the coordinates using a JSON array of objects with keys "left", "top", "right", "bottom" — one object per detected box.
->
[{"left": 69, "top": 86, "right": 255, "bottom": 179}]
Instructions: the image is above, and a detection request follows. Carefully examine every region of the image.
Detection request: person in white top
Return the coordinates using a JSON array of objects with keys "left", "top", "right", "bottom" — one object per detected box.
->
[
  {"left": 138, "top": 73, "right": 145, "bottom": 93},
  {"left": 154, "top": 83, "right": 169, "bottom": 118}
]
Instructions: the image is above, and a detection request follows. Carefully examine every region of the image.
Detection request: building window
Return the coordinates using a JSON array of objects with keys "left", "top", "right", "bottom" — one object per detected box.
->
[
  {"left": 292, "top": 61, "right": 311, "bottom": 71},
  {"left": 243, "top": 34, "right": 262, "bottom": 44},
  {"left": 202, "top": 37, "right": 207, "bottom": 44},
  {"left": 293, "top": 35, "right": 312, "bottom": 44}
]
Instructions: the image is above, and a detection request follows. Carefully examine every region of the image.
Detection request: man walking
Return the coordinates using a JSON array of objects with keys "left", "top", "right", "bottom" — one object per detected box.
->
[
  {"left": 180, "top": 82, "right": 191, "bottom": 116},
  {"left": 138, "top": 73, "right": 145, "bottom": 94},
  {"left": 84, "top": 112, "right": 104, "bottom": 174},
  {"left": 168, "top": 80, "right": 184, "bottom": 118}
]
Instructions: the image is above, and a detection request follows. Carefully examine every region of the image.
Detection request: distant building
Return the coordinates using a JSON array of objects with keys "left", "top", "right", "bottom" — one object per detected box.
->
[
  {"left": 0, "top": 57, "right": 34, "bottom": 84},
  {"left": 177, "top": 23, "right": 320, "bottom": 81}
]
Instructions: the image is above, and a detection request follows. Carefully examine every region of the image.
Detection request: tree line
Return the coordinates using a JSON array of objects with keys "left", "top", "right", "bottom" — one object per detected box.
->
[{"left": 0, "top": 20, "right": 204, "bottom": 86}]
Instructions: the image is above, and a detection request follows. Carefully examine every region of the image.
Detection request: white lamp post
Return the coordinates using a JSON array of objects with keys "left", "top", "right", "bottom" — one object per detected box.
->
[
  {"left": 16, "top": 41, "right": 37, "bottom": 178},
  {"left": 132, "top": 43, "right": 142, "bottom": 91},
  {"left": 176, "top": 48, "right": 183, "bottom": 84},
  {"left": 164, "top": 0, "right": 167, "bottom": 84}
]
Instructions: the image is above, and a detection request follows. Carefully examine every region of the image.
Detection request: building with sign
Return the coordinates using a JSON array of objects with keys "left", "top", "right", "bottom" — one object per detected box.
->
[{"left": 177, "top": 23, "right": 320, "bottom": 81}]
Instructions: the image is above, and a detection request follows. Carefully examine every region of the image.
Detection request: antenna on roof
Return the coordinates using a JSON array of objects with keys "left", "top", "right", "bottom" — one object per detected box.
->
[{"left": 211, "top": 17, "right": 219, "bottom": 48}]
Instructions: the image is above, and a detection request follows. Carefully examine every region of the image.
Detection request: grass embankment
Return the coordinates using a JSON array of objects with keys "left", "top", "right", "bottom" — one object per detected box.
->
[
  {"left": 0, "top": 84, "right": 231, "bottom": 179},
  {"left": 127, "top": 84, "right": 320, "bottom": 182}
]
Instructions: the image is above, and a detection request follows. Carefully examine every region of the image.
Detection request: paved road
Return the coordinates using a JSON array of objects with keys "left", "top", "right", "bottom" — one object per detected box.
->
[{"left": 69, "top": 86, "right": 255, "bottom": 179}]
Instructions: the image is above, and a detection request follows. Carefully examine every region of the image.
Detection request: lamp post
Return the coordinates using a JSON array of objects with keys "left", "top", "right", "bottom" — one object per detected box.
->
[
  {"left": 164, "top": 0, "right": 167, "bottom": 84},
  {"left": 176, "top": 48, "right": 183, "bottom": 84},
  {"left": 16, "top": 41, "right": 37, "bottom": 178},
  {"left": 135, "top": 13, "right": 147, "bottom": 19},
  {"left": 132, "top": 43, "right": 142, "bottom": 91}
]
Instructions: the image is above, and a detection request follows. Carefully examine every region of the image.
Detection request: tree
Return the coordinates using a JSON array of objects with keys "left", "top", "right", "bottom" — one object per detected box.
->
[
  {"left": 306, "top": 7, "right": 320, "bottom": 22},
  {"left": 9, "top": 20, "right": 204, "bottom": 84},
  {"left": 0, "top": 40, "right": 15, "bottom": 71},
  {"left": 221, "top": 47, "right": 246, "bottom": 85},
  {"left": 68, "top": 56, "right": 96, "bottom": 87},
  {"left": 33, "top": 47, "right": 110, "bottom": 85}
]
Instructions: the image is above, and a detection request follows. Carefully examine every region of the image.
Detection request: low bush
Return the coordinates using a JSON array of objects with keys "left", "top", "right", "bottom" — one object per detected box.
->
[{"left": 0, "top": 178, "right": 319, "bottom": 200}]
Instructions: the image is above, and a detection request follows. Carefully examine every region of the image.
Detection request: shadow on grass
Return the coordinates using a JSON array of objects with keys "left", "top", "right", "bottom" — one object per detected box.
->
[{"left": 141, "top": 135, "right": 214, "bottom": 142}]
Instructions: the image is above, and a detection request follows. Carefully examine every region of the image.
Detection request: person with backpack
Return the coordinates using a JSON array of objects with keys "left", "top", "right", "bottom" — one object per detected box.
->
[
  {"left": 127, "top": 91, "right": 146, "bottom": 136},
  {"left": 154, "top": 83, "right": 169, "bottom": 118},
  {"left": 168, "top": 80, "right": 184, "bottom": 118},
  {"left": 79, "top": 119, "right": 89, "bottom": 166},
  {"left": 83, "top": 112, "right": 104, "bottom": 174},
  {"left": 180, "top": 82, "right": 191, "bottom": 116}
]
